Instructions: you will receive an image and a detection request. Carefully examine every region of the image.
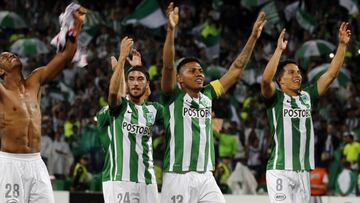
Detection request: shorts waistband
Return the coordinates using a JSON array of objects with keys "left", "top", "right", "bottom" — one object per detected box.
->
[
  {"left": 0, "top": 151, "right": 41, "bottom": 161},
  {"left": 164, "top": 171, "right": 212, "bottom": 175}
]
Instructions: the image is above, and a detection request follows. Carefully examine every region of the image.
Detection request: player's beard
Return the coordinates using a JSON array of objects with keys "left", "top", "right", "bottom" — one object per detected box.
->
[{"left": 128, "top": 86, "right": 146, "bottom": 100}]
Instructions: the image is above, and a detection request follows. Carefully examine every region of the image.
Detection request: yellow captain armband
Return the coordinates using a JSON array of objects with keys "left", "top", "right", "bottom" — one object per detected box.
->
[{"left": 210, "top": 80, "right": 224, "bottom": 98}]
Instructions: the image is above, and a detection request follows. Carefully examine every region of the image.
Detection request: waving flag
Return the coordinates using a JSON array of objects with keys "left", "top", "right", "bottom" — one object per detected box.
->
[
  {"left": 122, "top": 0, "right": 167, "bottom": 29},
  {"left": 296, "top": 8, "right": 317, "bottom": 33}
]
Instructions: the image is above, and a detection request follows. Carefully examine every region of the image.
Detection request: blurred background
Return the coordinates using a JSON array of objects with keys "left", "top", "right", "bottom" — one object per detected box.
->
[{"left": 1, "top": 0, "right": 360, "bottom": 199}]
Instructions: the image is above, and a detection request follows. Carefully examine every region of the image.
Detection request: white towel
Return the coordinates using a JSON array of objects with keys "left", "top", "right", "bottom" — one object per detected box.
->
[{"left": 51, "top": 2, "right": 88, "bottom": 67}]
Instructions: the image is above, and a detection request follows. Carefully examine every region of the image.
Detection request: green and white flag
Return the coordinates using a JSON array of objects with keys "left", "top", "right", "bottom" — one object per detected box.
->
[
  {"left": 296, "top": 8, "right": 317, "bottom": 33},
  {"left": 339, "top": 0, "right": 359, "bottom": 15},
  {"left": 261, "top": 1, "right": 279, "bottom": 24},
  {"left": 202, "top": 34, "right": 220, "bottom": 60},
  {"left": 196, "top": 22, "right": 221, "bottom": 60},
  {"left": 261, "top": 1, "right": 281, "bottom": 34},
  {"left": 295, "top": 39, "right": 335, "bottom": 59},
  {"left": 0, "top": 11, "right": 27, "bottom": 29},
  {"left": 241, "top": 0, "right": 270, "bottom": 10},
  {"left": 284, "top": 1, "right": 299, "bottom": 21},
  {"left": 122, "top": 0, "right": 167, "bottom": 29},
  {"left": 212, "top": 0, "right": 223, "bottom": 11},
  {"left": 84, "top": 10, "right": 105, "bottom": 28},
  {"left": 307, "top": 63, "right": 351, "bottom": 88},
  {"left": 10, "top": 38, "right": 49, "bottom": 57}
]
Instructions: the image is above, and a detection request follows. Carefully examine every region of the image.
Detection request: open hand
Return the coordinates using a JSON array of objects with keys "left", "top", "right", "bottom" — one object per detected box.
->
[
  {"left": 251, "top": 11, "right": 266, "bottom": 39},
  {"left": 127, "top": 49, "right": 142, "bottom": 67},
  {"left": 167, "top": 2, "right": 179, "bottom": 30},
  {"left": 338, "top": 22, "right": 351, "bottom": 45},
  {"left": 119, "top": 37, "right": 134, "bottom": 61}
]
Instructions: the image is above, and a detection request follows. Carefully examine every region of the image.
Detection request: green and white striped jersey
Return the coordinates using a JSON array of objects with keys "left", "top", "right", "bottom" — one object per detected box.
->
[
  {"left": 96, "top": 99, "right": 163, "bottom": 184},
  {"left": 265, "top": 84, "right": 319, "bottom": 171},
  {"left": 160, "top": 80, "right": 223, "bottom": 173}
]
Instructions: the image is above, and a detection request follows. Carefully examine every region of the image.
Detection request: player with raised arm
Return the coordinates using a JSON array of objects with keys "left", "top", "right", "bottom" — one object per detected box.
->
[
  {"left": 0, "top": 7, "right": 86, "bottom": 203},
  {"left": 261, "top": 23, "right": 351, "bottom": 203},
  {"left": 96, "top": 37, "right": 163, "bottom": 203},
  {"left": 160, "top": 2, "right": 266, "bottom": 202}
]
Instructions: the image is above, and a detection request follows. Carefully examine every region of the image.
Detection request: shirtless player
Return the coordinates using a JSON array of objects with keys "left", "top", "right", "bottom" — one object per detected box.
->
[{"left": 0, "top": 8, "right": 86, "bottom": 203}]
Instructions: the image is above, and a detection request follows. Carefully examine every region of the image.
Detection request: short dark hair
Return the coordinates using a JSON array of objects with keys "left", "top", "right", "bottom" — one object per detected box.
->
[
  {"left": 343, "top": 161, "right": 351, "bottom": 168},
  {"left": 344, "top": 133, "right": 354, "bottom": 140},
  {"left": 275, "top": 59, "right": 298, "bottom": 82},
  {"left": 81, "top": 155, "right": 89, "bottom": 161},
  {"left": 176, "top": 57, "right": 201, "bottom": 72},
  {"left": 126, "top": 65, "right": 150, "bottom": 81}
]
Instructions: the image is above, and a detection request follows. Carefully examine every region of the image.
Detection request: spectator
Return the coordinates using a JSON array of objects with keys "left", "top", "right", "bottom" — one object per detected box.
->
[
  {"left": 246, "top": 129, "right": 262, "bottom": 181},
  {"left": 343, "top": 133, "right": 360, "bottom": 170},
  {"left": 214, "top": 158, "right": 232, "bottom": 194},
  {"left": 216, "top": 121, "right": 239, "bottom": 161},
  {"left": 310, "top": 166, "right": 328, "bottom": 196},
  {"left": 48, "top": 129, "right": 73, "bottom": 179},
  {"left": 227, "top": 161, "right": 257, "bottom": 195},
  {"left": 40, "top": 120, "right": 53, "bottom": 166},
  {"left": 71, "top": 155, "right": 92, "bottom": 191},
  {"left": 324, "top": 122, "right": 342, "bottom": 159}
]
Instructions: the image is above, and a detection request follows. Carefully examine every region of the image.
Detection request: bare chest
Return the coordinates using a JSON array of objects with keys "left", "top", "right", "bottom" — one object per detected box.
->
[{"left": 0, "top": 89, "right": 40, "bottom": 119}]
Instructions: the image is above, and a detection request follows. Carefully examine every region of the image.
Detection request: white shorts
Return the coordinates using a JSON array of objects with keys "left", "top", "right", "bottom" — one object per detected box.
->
[
  {"left": 161, "top": 172, "right": 225, "bottom": 203},
  {"left": 102, "top": 180, "right": 158, "bottom": 203},
  {"left": 0, "top": 151, "right": 55, "bottom": 203},
  {"left": 266, "top": 170, "right": 310, "bottom": 203}
]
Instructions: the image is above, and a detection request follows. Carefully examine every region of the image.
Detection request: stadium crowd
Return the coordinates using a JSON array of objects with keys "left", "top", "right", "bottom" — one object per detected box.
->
[{"left": 1, "top": 0, "right": 360, "bottom": 197}]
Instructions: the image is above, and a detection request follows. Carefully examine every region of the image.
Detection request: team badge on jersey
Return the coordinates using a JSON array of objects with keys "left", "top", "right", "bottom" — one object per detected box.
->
[
  {"left": 145, "top": 112, "right": 155, "bottom": 125},
  {"left": 200, "top": 97, "right": 211, "bottom": 108},
  {"left": 300, "top": 94, "right": 311, "bottom": 108}
]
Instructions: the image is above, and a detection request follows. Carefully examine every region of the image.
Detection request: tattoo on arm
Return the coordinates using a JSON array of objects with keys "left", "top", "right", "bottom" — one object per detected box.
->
[
  {"left": 234, "top": 55, "right": 245, "bottom": 69},
  {"left": 233, "top": 39, "right": 255, "bottom": 70}
]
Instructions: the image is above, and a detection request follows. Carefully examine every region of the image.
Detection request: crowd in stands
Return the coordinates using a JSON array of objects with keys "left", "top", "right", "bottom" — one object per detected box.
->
[{"left": 1, "top": 0, "right": 360, "bottom": 196}]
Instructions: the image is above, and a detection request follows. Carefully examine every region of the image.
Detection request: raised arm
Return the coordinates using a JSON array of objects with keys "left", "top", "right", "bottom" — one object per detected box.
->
[
  {"left": 108, "top": 37, "right": 133, "bottom": 107},
  {"left": 317, "top": 22, "right": 351, "bottom": 96},
  {"left": 219, "top": 12, "right": 266, "bottom": 93},
  {"left": 261, "top": 29, "right": 287, "bottom": 98},
  {"left": 31, "top": 7, "right": 87, "bottom": 85},
  {"left": 161, "top": 2, "right": 179, "bottom": 92},
  {"left": 110, "top": 56, "right": 126, "bottom": 100}
]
